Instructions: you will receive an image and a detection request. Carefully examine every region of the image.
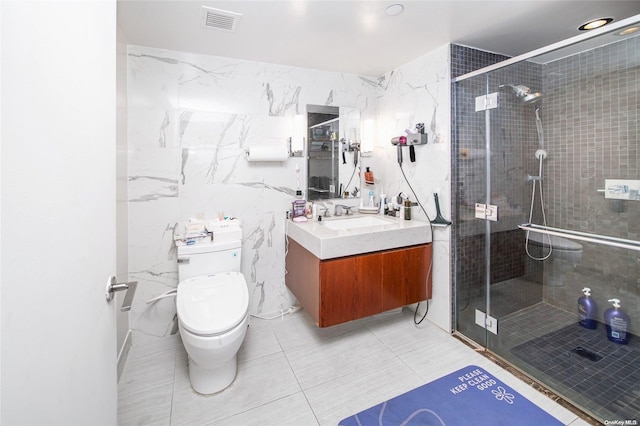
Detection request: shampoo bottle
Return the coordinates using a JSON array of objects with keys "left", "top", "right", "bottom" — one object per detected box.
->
[
  {"left": 577, "top": 287, "right": 598, "bottom": 329},
  {"left": 603, "top": 298, "right": 631, "bottom": 345}
]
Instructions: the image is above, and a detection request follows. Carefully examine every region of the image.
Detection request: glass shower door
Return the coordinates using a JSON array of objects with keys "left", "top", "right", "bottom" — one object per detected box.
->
[
  {"left": 454, "top": 73, "right": 491, "bottom": 348},
  {"left": 483, "top": 63, "right": 544, "bottom": 357},
  {"left": 454, "top": 64, "right": 541, "bottom": 351}
]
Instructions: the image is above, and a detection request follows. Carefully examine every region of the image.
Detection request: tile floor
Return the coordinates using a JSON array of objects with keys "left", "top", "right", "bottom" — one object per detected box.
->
[{"left": 118, "top": 308, "right": 590, "bottom": 425}]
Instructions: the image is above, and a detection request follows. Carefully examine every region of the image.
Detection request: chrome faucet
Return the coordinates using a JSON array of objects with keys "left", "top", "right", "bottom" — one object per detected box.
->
[
  {"left": 334, "top": 204, "right": 353, "bottom": 216},
  {"left": 317, "top": 203, "right": 330, "bottom": 218}
]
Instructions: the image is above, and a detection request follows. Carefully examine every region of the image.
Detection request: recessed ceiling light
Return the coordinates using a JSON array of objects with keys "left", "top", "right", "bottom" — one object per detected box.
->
[
  {"left": 616, "top": 26, "right": 639, "bottom": 36},
  {"left": 578, "top": 17, "right": 613, "bottom": 31},
  {"left": 385, "top": 4, "right": 404, "bottom": 16}
]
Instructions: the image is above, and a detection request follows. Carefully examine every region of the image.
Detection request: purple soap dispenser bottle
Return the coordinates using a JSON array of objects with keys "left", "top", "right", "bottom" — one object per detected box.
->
[
  {"left": 577, "top": 287, "right": 597, "bottom": 329},
  {"left": 604, "top": 298, "right": 631, "bottom": 345}
]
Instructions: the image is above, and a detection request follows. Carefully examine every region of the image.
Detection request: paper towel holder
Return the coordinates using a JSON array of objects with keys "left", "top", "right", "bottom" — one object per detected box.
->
[
  {"left": 246, "top": 145, "right": 290, "bottom": 162},
  {"left": 289, "top": 137, "right": 304, "bottom": 157},
  {"left": 290, "top": 114, "right": 305, "bottom": 157}
]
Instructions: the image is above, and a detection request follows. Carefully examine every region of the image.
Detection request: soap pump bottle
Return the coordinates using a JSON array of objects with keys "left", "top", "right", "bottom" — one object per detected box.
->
[
  {"left": 364, "top": 167, "right": 374, "bottom": 184},
  {"left": 577, "top": 287, "right": 597, "bottom": 329},
  {"left": 604, "top": 298, "right": 631, "bottom": 345}
]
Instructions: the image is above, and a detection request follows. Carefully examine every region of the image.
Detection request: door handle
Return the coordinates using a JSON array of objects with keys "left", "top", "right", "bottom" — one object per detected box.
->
[{"left": 105, "top": 275, "right": 138, "bottom": 312}]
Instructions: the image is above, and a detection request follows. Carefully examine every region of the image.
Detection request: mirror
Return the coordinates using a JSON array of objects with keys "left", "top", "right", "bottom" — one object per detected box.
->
[{"left": 306, "top": 105, "right": 360, "bottom": 201}]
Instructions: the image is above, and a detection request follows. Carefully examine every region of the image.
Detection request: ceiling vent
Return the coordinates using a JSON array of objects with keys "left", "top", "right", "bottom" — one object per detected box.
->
[{"left": 201, "top": 6, "right": 242, "bottom": 32}]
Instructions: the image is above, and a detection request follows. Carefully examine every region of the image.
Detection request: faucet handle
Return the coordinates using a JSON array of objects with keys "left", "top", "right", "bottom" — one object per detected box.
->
[{"left": 335, "top": 204, "right": 353, "bottom": 216}]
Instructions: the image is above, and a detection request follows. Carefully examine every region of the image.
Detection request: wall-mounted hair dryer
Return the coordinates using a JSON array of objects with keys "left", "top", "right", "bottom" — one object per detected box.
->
[
  {"left": 392, "top": 136, "right": 406, "bottom": 164},
  {"left": 391, "top": 123, "right": 428, "bottom": 164}
]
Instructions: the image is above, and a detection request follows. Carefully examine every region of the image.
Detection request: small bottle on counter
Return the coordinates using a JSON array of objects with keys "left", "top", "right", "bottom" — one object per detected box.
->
[{"left": 404, "top": 199, "right": 411, "bottom": 220}]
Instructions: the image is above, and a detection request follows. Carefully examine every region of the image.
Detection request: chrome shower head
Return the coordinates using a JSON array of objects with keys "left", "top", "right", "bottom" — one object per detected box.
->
[{"left": 499, "top": 84, "right": 543, "bottom": 104}]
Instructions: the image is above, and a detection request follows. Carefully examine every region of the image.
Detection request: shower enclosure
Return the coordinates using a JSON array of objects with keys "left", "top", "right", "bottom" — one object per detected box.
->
[{"left": 453, "top": 17, "right": 640, "bottom": 422}]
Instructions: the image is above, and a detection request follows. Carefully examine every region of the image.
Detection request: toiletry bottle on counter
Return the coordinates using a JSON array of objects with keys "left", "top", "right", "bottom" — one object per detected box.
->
[
  {"left": 604, "top": 299, "right": 630, "bottom": 344},
  {"left": 404, "top": 199, "right": 411, "bottom": 220},
  {"left": 291, "top": 199, "right": 307, "bottom": 222},
  {"left": 577, "top": 287, "right": 597, "bottom": 329},
  {"left": 364, "top": 167, "right": 374, "bottom": 184},
  {"left": 291, "top": 190, "right": 307, "bottom": 222},
  {"left": 379, "top": 191, "right": 387, "bottom": 216}
]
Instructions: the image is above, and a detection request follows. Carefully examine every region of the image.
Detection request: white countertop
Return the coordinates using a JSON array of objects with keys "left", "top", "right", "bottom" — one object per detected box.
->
[{"left": 286, "top": 213, "right": 432, "bottom": 260}]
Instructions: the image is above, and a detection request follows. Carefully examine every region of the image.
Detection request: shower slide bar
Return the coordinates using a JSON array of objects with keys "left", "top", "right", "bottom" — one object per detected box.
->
[{"left": 518, "top": 223, "right": 640, "bottom": 252}]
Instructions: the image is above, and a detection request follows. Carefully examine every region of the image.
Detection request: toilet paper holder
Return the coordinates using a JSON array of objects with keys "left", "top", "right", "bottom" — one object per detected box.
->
[{"left": 105, "top": 275, "right": 138, "bottom": 312}]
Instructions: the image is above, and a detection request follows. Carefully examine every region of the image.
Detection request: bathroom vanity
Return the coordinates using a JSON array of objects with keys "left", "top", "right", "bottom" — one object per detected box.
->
[{"left": 285, "top": 214, "right": 432, "bottom": 327}]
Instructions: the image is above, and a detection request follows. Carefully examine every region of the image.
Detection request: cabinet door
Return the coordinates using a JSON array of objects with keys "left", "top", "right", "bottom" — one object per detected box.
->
[
  {"left": 382, "top": 245, "right": 431, "bottom": 310},
  {"left": 320, "top": 252, "right": 382, "bottom": 326}
]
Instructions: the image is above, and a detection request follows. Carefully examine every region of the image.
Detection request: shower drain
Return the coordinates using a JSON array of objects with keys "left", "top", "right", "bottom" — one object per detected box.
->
[{"left": 570, "top": 346, "right": 603, "bottom": 362}]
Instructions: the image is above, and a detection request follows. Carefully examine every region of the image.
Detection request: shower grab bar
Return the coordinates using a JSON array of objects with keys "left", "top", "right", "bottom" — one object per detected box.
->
[{"left": 518, "top": 223, "right": 640, "bottom": 252}]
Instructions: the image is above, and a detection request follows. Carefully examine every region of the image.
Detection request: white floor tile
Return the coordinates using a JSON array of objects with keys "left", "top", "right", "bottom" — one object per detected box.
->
[
  {"left": 210, "top": 392, "right": 319, "bottom": 426},
  {"left": 237, "top": 321, "right": 282, "bottom": 363},
  {"left": 170, "top": 352, "right": 301, "bottom": 425},
  {"left": 118, "top": 312, "right": 590, "bottom": 426},
  {"left": 304, "top": 356, "right": 424, "bottom": 426},
  {"left": 284, "top": 327, "right": 397, "bottom": 390},
  {"left": 117, "top": 382, "right": 173, "bottom": 426},
  {"left": 270, "top": 310, "right": 363, "bottom": 353}
]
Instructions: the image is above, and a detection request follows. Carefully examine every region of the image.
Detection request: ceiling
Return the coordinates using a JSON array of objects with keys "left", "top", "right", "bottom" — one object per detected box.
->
[{"left": 117, "top": 1, "right": 640, "bottom": 77}]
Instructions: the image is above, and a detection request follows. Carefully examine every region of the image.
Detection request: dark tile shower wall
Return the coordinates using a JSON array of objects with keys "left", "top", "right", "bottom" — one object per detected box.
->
[
  {"left": 541, "top": 36, "right": 640, "bottom": 332},
  {"left": 452, "top": 45, "right": 543, "bottom": 322},
  {"left": 450, "top": 44, "right": 510, "bottom": 79}
]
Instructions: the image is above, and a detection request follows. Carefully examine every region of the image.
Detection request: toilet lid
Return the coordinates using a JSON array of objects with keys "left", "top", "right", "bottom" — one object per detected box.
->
[
  {"left": 526, "top": 231, "right": 583, "bottom": 251},
  {"left": 177, "top": 272, "right": 249, "bottom": 336}
]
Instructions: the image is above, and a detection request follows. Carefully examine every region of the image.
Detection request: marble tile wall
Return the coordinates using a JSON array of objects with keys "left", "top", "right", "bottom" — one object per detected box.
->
[
  {"left": 127, "top": 44, "right": 453, "bottom": 338},
  {"left": 371, "top": 44, "right": 452, "bottom": 331}
]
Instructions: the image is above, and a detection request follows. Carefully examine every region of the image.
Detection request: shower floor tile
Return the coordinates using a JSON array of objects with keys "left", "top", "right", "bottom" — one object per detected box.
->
[{"left": 510, "top": 319, "right": 640, "bottom": 421}]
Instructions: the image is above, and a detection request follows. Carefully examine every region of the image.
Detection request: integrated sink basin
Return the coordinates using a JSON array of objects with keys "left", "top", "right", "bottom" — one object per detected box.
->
[
  {"left": 322, "top": 215, "right": 390, "bottom": 230},
  {"left": 286, "top": 213, "right": 432, "bottom": 259}
]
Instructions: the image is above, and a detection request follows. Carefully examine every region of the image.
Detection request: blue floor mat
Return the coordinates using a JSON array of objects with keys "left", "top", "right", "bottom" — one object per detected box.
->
[{"left": 339, "top": 365, "right": 562, "bottom": 426}]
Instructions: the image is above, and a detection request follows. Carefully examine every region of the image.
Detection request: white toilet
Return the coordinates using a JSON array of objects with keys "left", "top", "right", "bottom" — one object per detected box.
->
[
  {"left": 176, "top": 238, "right": 249, "bottom": 394},
  {"left": 527, "top": 232, "right": 583, "bottom": 286}
]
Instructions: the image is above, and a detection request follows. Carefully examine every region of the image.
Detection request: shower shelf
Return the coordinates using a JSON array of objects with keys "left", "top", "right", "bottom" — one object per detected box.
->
[{"left": 518, "top": 223, "right": 640, "bottom": 252}]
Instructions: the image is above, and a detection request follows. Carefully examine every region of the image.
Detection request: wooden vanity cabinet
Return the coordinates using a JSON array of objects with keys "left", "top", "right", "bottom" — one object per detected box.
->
[{"left": 286, "top": 239, "right": 432, "bottom": 327}]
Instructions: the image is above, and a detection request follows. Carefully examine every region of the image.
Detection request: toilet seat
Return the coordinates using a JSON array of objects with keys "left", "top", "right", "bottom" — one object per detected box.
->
[
  {"left": 177, "top": 272, "right": 249, "bottom": 337},
  {"left": 526, "top": 232, "right": 582, "bottom": 251}
]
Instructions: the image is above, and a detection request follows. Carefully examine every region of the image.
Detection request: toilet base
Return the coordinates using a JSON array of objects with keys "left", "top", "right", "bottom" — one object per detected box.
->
[{"left": 188, "top": 355, "right": 238, "bottom": 395}]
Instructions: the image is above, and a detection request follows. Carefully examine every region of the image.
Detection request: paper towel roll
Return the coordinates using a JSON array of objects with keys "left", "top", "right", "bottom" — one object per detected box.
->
[{"left": 247, "top": 146, "right": 289, "bottom": 162}]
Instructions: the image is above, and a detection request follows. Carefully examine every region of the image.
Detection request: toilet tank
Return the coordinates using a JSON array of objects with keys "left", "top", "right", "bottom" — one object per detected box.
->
[{"left": 177, "top": 239, "right": 242, "bottom": 281}]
